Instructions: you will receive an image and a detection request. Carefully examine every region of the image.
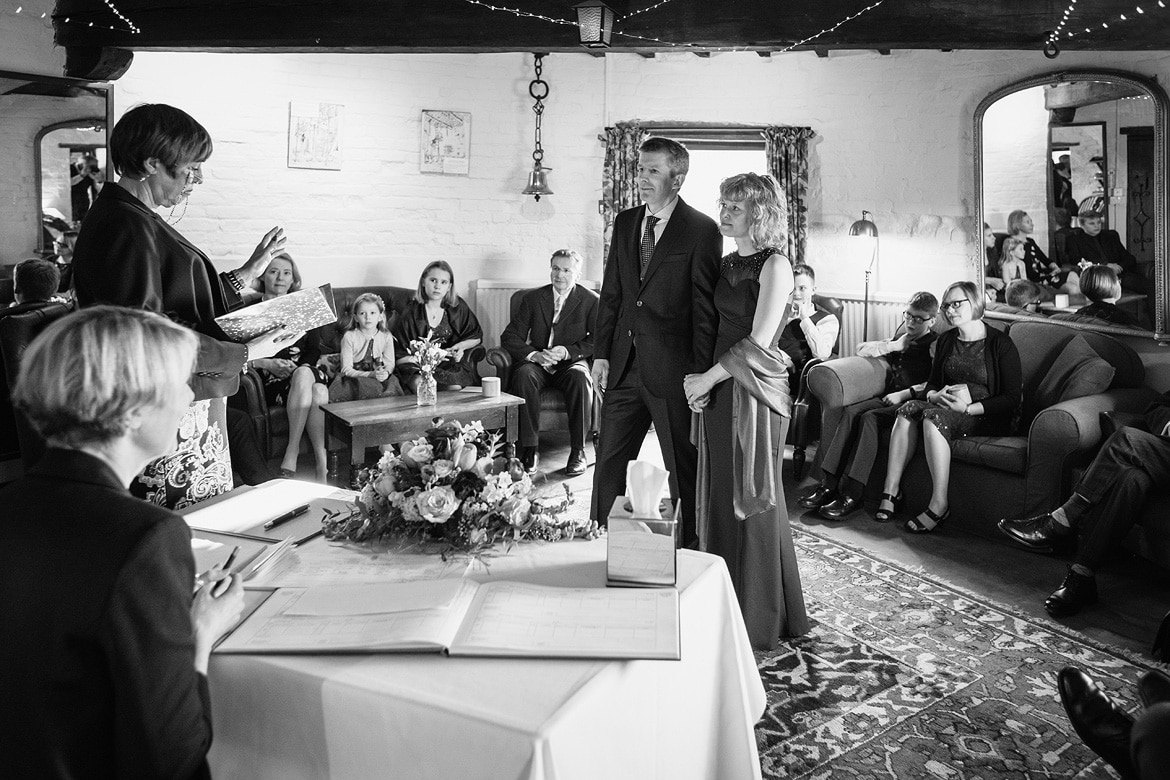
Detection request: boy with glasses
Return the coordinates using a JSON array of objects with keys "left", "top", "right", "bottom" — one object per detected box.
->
[{"left": 799, "top": 291, "right": 939, "bottom": 519}]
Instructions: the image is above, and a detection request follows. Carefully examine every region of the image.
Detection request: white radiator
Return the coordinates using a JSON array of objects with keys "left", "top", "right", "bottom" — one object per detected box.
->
[
  {"left": 826, "top": 294, "right": 907, "bottom": 353},
  {"left": 471, "top": 278, "right": 602, "bottom": 350}
]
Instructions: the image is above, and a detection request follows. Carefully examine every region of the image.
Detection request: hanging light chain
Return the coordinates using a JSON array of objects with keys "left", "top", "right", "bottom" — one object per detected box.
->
[{"left": 529, "top": 54, "right": 548, "bottom": 165}]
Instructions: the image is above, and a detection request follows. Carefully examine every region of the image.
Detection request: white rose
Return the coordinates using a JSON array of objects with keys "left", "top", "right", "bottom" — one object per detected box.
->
[
  {"left": 373, "top": 473, "right": 396, "bottom": 497},
  {"left": 401, "top": 442, "right": 434, "bottom": 467},
  {"left": 500, "top": 497, "right": 532, "bottom": 528},
  {"left": 416, "top": 486, "right": 460, "bottom": 524},
  {"left": 432, "top": 459, "right": 455, "bottom": 479}
]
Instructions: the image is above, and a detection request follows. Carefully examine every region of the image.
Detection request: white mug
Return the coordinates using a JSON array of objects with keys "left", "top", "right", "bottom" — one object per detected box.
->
[{"left": 481, "top": 377, "right": 501, "bottom": 397}]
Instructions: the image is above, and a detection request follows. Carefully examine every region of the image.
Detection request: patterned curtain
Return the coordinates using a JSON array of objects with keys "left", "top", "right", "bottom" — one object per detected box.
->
[
  {"left": 598, "top": 122, "right": 649, "bottom": 261},
  {"left": 763, "top": 126, "right": 816, "bottom": 265}
]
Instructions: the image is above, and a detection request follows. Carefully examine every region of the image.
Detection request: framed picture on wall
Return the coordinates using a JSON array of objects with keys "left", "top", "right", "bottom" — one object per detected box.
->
[
  {"left": 420, "top": 110, "right": 471, "bottom": 175},
  {"left": 288, "top": 102, "right": 343, "bottom": 170}
]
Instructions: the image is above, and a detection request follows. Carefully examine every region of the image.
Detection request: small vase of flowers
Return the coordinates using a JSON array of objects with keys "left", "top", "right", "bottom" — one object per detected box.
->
[{"left": 410, "top": 330, "right": 445, "bottom": 407}]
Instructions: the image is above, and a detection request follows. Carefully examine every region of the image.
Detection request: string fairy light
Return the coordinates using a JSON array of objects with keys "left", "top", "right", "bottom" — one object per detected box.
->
[
  {"left": 1046, "top": 0, "right": 1077, "bottom": 45},
  {"left": 1059, "top": 0, "right": 1166, "bottom": 41},
  {"left": 40, "top": 0, "right": 141, "bottom": 35},
  {"left": 620, "top": 0, "right": 679, "bottom": 21},
  {"left": 778, "top": 0, "right": 888, "bottom": 54},
  {"left": 459, "top": 0, "right": 697, "bottom": 47}
]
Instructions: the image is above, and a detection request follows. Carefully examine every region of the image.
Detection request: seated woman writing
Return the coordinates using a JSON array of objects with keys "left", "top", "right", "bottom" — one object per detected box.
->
[
  {"left": 0, "top": 306, "right": 244, "bottom": 778},
  {"left": 876, "top": 281, "right": 1022, "bottom": 533},
  {"left": 393, "top": 260, "right": 483, "bottom": 391}
]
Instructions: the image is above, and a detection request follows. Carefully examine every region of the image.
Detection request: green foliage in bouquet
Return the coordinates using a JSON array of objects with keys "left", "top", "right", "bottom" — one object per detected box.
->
[{"left": 323, "top": 419, "right": 593, "bottom": 557}]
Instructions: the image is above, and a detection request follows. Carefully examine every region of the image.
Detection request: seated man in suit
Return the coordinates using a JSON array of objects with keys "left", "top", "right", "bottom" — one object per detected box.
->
[
  {"left": 1065, "top": 209, "right": 1146, "bottom": 296},
  {"left": 998, "top": 389, "right": 1170, "bottom": 616},
  {"left": 775, "top": 262, "right": 839, "bottom": 381},
  {"left": 2, "top": 259, "right": 60, "bottom": 320},
  {"left": 501, "top": 249, "right": 599, "bottom": 476},
  {"left": 799, "top": 291, "right": 938, "bottom": 518}
]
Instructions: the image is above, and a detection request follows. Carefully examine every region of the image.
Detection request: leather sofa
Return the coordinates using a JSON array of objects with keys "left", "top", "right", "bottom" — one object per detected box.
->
[
  {"left": 806, "top": 319, "right": 1166, "bottom": 563},
  {"left": 232, "top": 284, "right": 485, "bottom": 462}
]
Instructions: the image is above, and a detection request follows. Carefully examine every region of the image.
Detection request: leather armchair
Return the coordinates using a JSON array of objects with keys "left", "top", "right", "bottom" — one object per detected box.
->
[
  {"left": 486, "top": 289, "right": 600, "bottom": 441},
  {"left": 788, "top": 293, "right": 844, "bottom": 479}
]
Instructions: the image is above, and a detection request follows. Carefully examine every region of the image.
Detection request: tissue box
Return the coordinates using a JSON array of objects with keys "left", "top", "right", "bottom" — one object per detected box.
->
[{"left": 606, "top": 496, "right": 678, "bottom": 587}]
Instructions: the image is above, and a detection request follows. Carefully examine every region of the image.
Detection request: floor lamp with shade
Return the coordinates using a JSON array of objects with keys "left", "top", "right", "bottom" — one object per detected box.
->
[{"left": 849, "top": 211, "right": 879, "bottom": 340}]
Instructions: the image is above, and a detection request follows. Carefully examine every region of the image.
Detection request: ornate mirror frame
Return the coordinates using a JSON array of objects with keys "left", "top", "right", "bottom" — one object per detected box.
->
[{"left": 974, "top": 68, "right": 1168, "bottom": 342}]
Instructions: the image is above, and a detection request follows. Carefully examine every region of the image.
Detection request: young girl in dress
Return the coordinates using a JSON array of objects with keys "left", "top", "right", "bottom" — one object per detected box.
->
[
  {"left": 328, "top": 293, "right": 404, "bottom": 402},
  {"left": 999, "top": 235, "right": 1028, "bottom": 286}
]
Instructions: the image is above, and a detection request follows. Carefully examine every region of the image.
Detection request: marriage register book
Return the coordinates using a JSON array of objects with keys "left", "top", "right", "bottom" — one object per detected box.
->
[{"left": 215, "top": 578, "right": 681, "bottom": 660}]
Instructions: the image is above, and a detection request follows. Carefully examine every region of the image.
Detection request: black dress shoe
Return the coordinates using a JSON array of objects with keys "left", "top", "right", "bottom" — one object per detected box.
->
[
  {"left": 1045, "top": 568, "right": 1098, "bottom": 617},
  {"left": 1057, "top": 667, "right": 1137, "bottom": 779},
  {"left": 819, "top": 495, "right": 862, "bottom": 520},
  {"left": 798, "top": 484, "right": 837, "bottom": 509},
  {"left": 520, "top": 447, "right": 538, "bottom": 474},
  {"left": 1139, "top": 668, "right": 1170, "bottom": 709},
  {"left": 997, "top": 513, "right": 1074, "bottom": 553},
  {"left": 564, "top": 448, "right": 587, "bottom": 476}
]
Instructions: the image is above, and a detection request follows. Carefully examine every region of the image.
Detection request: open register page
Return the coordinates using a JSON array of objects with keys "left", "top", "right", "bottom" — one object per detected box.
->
[{"left": 215, "top": 579, "right": 680, "bottom": 660}]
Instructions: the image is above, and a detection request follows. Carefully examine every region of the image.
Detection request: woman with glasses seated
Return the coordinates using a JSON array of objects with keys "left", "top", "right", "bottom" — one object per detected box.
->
[
  {"left": 798, "top": 292, "right": 939, "bottom": 520},
  {"left": 0, "top": 306, "right": 245, "bottom": 778},
  {"left": 72, "top": 104, "right": 299, "bottom": 509},
  {"left": 876, "top": 281, "right": 1022, "bottom": 532}
]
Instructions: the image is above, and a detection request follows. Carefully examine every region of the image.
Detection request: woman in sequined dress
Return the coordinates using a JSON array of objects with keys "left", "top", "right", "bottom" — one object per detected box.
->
[
  {"left": 682, "top": 173, "right": 808, "bottom": 649},
  {"left": 877, "top": 281, "right": 1021, "bottom": 533}
]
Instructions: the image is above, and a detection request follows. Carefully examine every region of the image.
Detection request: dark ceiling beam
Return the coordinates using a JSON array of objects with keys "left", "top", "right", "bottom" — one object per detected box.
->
[{"left": 50, "top": 0, "right": 1170, "bottom": 54}]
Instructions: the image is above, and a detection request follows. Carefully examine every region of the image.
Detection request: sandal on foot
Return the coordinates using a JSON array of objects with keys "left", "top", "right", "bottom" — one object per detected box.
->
[
  {"left": 278, "top": 467, "right": 297, "bottom": 479},
  {"left": 905, "top": 506, "right": 949, "bottom": 534},
  {"left": 874, "top": 492, "right": 901, "bottom": 523}
]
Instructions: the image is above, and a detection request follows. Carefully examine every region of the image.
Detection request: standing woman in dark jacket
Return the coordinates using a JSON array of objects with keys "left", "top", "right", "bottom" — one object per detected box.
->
[
  {"left": 877, "top": 281, "right": 1022, "bottom": 533},
  {"left": 72, "top": 104, "right": 297, "bottom": 509}
]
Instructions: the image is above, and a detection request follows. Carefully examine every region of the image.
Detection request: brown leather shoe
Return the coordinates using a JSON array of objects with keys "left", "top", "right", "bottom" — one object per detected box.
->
[
  {"left": 819, "top": 495, "right": 862, "bottom": 520},
  {"left": 997, "top": 513, "right": 1074, "bottom": 553},
  {"left": 564, "top": 449, "right": 587, "bottom": 476},
  {"left": 798, "top": 484, "right": 837, "bottom": 509},
  {"left": 1057, "top": 667, "right": 1136, "bottom": 779},
  {"left": 1045, "top": 568, "right": 1098, "bottom": 617}
]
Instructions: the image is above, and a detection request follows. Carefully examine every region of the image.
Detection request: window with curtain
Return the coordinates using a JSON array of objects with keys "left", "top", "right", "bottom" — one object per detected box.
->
[{"left": 598, "top": 123, "right": 815, "bottom": 264}]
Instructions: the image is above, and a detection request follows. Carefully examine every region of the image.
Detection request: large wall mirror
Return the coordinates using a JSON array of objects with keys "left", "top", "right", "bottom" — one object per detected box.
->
[
  {"left": 0, "top": 69, "right": 113, "bottom": 269},
  {"left": 975, "top": 69, "right": 1167, "bottom": 340}
]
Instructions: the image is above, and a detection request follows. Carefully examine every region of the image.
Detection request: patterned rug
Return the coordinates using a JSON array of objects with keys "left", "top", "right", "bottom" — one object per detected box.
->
[{"left": 755, "top": 526, "right": 1155, "bottom": 779}]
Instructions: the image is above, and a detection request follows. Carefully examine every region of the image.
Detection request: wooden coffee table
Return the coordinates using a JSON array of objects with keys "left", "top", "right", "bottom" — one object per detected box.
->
[{"left": 322, "top": 389, "right": 524, "bottom": 486}]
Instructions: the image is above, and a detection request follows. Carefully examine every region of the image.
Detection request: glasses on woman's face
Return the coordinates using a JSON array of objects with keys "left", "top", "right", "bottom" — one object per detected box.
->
[
  {"left": 184, "top": 165, "right": 203, "bottom": 185},
  {"left": 903, "top": 311, "right": 933, "bottom": 325},
  {"left": 941, "top": 298, "right": 970, "bottom": 312}
]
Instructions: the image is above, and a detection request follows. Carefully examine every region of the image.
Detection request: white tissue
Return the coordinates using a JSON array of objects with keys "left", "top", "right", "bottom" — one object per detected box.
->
[{"left": 625, "top": 460, "right": 670, "bottom": 517}]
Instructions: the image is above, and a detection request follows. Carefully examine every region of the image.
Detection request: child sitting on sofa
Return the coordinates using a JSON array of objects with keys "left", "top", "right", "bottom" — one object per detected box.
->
[{"left": 798, "top": 291, "right": 939, "bottom": 520}]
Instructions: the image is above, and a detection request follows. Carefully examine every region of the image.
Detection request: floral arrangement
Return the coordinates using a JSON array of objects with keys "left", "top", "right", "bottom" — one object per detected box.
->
[
  {"left": 323, "top": 418, "right": 593, "bottom": 557},
  {"left": 409, "top": 330, "right": 448, "bottom": 375}
]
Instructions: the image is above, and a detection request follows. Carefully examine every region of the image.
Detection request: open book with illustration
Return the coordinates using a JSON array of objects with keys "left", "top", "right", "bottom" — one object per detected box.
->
[
  {"left": 215, "top": 578, "right": 681, "bottom": 660},
  {"left": 215, "top": 283, "right": 337, "bottom": 342}
]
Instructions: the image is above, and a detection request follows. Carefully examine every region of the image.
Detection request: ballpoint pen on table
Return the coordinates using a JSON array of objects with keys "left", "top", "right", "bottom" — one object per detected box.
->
[
  {"left": 264, "top": 503, "right": 311, "bottom": 530},
  {"left": 292, "top": 528, "right": 324, "bottom": 547}
]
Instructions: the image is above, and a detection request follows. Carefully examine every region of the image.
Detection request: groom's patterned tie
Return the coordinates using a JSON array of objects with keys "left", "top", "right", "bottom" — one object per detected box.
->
[{"left": 640, "top": 215, "right": 660, "bottom": 278}]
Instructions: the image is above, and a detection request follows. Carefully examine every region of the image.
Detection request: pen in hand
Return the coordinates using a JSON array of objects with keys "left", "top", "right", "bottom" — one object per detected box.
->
[
  {"left": 264, "top": 503, "right": 311, "bottom": 530},
  {"left": 209, "top": 546, "right": 240, "bottom": 598}
]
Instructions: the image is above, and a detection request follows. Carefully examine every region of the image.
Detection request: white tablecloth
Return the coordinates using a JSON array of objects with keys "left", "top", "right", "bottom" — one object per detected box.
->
[{"left": 204, "top": 536, "right": 765, "bottom": 780}]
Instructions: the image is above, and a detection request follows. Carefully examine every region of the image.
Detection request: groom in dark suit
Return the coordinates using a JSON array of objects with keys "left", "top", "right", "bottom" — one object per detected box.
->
[
  {"left": 590, "top": 137, "right": 722, "bottom": 546},
  {"left": 501, "top": 248, "right": 599, "bottom": 476}
]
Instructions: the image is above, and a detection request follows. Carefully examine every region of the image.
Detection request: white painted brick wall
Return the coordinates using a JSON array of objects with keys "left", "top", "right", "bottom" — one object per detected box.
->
[
  {"left": 5, "top": 27, "right": 1170, "bottom": 309},
  {"left": 983, "top": 87, "right": 1048, "bottom": 252}
]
